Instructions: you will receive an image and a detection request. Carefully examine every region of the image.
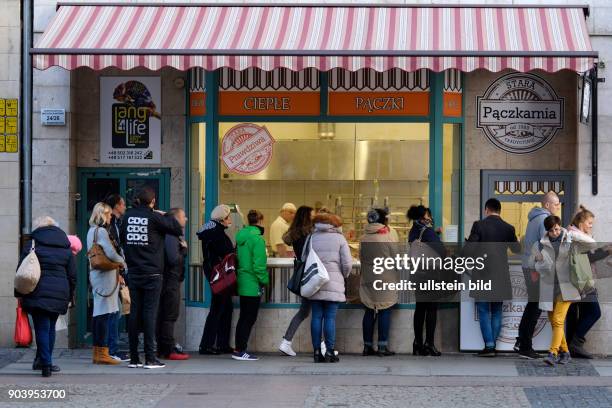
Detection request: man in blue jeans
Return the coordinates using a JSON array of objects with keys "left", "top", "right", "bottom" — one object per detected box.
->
[{"left": 467, "top": 199, "right": 521, "bottom": 357}]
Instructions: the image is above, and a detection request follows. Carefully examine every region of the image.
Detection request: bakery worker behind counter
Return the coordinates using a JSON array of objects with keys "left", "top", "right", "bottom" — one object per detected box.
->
[{"left": 269, "top": 203, "right": 297, "bottom": 257}]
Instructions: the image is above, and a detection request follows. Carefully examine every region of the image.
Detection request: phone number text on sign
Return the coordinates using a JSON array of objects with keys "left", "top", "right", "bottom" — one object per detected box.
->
[{"left": 221, "top": 124, "right": 275, "bottom": 176}]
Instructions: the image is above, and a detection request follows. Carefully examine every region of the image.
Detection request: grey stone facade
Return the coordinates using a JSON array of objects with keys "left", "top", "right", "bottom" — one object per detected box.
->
[{"left": 0, "top": 0, "right": 609, "bottom": 353}]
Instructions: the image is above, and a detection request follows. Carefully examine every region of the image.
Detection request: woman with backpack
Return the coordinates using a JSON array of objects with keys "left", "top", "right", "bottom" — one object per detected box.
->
[
  {"left": 87, "top": 202, "right": 127, "bottom": 366},
  {"left": 278, "top": 205, "right": 314, "bottom": 357},
  {"left": 565, "top": 206, "right": 611, "bottom": 358},
  {"left": 407, "top": 205, "right": 444, "bottom": 356},
  {"left": 198, "top": 204, "right": 235, "bottom": 355},
  {"left": 306, "top": 212, "right": 353, "bottom": 363}
]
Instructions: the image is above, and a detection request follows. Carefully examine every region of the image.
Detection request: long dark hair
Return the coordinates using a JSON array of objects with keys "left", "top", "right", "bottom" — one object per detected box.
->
[{"left": 285, "top": 206, "right": 313, "bottom": 244}]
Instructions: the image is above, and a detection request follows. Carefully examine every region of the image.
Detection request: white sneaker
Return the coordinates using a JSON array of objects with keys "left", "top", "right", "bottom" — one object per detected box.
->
[{"left": 279, "top": 339, "right": 296, "bottom": 356}]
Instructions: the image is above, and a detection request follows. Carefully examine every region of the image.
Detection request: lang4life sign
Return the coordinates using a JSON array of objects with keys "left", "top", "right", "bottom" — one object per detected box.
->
[{"left": 100, "top": 77, "right": 161, "bottom": 164}]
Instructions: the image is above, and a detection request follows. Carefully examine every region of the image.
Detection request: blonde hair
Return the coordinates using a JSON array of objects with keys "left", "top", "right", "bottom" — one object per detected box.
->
[
  {"left": 32, "top": 216, "right": 58, "bottom": 230},
  {"left": 89, "top": 202, "right": 112, "bottom": 227},
  {"left": 571, "top": 205, "right": 595, "bottom": 228}
]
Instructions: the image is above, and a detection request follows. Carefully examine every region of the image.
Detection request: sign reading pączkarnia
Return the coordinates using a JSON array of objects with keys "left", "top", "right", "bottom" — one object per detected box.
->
[
  {"left": 100, "top": 77, "right": 161, "bottom": 164},
  {"left": 477, "top": 73, "right": 564, "bottom": 154}
]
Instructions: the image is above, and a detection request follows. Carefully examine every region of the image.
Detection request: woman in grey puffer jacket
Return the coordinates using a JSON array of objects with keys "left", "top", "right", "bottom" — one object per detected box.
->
[{"left": 306, "top": 213, "right": 353, "bottom": 363}]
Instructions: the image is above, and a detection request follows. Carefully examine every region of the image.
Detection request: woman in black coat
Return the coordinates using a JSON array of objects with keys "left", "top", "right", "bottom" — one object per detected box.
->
[
  {"left": 197, "top": 205, "right": 235, "bottom": 354},
  {"left": 407, "top": 206, "right": 445, "bottom": 357},
  {"left": 16, "top": 217, "right": 76, "bottom": 377}
]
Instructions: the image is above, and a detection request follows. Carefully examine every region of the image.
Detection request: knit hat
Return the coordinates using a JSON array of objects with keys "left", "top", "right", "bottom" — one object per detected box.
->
[
  {"left": 67, "top": 235, "right": 82, "bottom": 256},
  {"left": 367, "top": 208, "right": 388, "bottom": 224},
  {"left": 211, "top": 204, "right": 231, "bottom": 221}
]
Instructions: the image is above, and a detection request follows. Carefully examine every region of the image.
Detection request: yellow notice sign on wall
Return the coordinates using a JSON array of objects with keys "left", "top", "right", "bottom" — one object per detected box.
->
[
  {"left": 0, "top": 98, "right": 18, "bottom": 153},
  {"left": 5, "top": 99, "right": 18, "bottom": 117},
  {"left": 5, "top": 134, "right": 17, "bottom": 153},
  {"left": 5, "top": 117, "right": 17, "bottom": 134}
]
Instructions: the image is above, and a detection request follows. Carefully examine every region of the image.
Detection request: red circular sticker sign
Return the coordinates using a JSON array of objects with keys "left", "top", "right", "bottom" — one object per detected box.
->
[{"left": 221, "top": 123, "right": 275, "bottom": 175}]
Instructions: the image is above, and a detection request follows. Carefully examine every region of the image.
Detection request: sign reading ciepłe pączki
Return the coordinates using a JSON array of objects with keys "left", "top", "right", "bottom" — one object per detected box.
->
[{"left": 477, "top": 73, "right": 564, "bottom": 154}]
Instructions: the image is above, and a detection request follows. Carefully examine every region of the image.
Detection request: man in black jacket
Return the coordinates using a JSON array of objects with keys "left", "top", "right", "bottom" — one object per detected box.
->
[
  {"left": 120, "top": 187, "right": 183, "bottom": 369},
  {"left": 467, "top": 198, "right": 521, "bottom": 357},
  {"left": 156, "top": 208, "right": 189, "bottom": 360}
]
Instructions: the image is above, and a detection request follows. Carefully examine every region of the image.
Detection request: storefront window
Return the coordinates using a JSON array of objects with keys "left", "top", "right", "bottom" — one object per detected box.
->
[
  {"left": 218, "top": 122, "right": 429, "bottom": 250},
  {"left": 442, "top": 123, "right": 461, "bottom": 242}
]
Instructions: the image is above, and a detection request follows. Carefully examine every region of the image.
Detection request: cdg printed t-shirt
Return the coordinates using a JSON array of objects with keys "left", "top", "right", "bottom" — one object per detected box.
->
[{"left": 120, "top": 206, "right": 183, "bottom": 276}]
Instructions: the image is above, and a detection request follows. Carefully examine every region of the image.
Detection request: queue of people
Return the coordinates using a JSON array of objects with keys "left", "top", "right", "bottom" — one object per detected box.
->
[{"left": 15, "top": 189, "right": 611, "bottom": 376}]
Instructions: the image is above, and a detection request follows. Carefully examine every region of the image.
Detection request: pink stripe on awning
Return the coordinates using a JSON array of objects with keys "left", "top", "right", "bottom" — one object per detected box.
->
[{"left": 32, "top": 4, "right": 595, "bottom": 72}]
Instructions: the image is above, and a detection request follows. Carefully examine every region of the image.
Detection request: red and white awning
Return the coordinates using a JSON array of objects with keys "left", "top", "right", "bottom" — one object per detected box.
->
[{"left": 32, "top": 4, "right": 596, "bottom": 72}]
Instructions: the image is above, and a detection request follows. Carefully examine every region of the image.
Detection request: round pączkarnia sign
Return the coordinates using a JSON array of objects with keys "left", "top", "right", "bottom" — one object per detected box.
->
[
  {"left": 477, "top": 73, "right": 564, "bottom": 154},
  {"left": 221, "top": 123, "right": 275, "bottom": 175}
]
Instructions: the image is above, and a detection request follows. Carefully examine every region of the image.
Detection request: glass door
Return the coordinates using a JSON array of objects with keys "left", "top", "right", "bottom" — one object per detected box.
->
[{"left": 76, "top": 168, "right": 171, "bottom": 345}]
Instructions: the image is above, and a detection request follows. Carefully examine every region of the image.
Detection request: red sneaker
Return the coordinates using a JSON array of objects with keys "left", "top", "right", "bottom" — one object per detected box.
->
[{"left": 168, "top": 352, "right": 190, "bottom": 361}]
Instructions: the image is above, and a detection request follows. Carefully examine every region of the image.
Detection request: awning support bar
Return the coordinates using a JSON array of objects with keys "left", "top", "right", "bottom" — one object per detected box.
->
[{"left": 30, "top": 48, "right": 599, "bottom": 58}]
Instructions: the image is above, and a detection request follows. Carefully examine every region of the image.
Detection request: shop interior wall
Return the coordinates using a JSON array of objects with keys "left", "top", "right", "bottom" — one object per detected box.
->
[
  {"left": 71, "top": 67, "right": 188, "bottom": 346},
  {"left": 218, "top": 122, "right": 431, "bottom": 245},
  {"left": 0, "top": 0, "right": 20, "bottom": 347},
  {"left": 463, "top": 69, "right": 578, "bottom": 237}
]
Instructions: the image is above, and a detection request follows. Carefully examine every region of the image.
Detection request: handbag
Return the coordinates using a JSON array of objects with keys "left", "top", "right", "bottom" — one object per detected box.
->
[
  {"left": 288, "top": 259, "right": 306, "bottom": 296},
  {"left": 287, "top": 237, "right": 309, "bottom": 296},
  {"left": 119, "top": 284, "right": 131, "bottom": 315},
  {"left": 210, "top": 253, "right": 237, "bottom": 296},
  {"left": 14, "top": 299, "right": 32, "bottom": 347},
  {"left": 300, "top": 235, "right": 330, "bottom": 298},
  {"left": 15, "top": 240, "right": 41, "bottom": 295},
  {"left": 87, "top": 227, "right": 123, "bottom": 271}
]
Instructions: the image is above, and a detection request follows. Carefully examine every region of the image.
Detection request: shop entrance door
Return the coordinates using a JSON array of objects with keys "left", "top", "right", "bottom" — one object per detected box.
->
[{"left": 75, "top": 168, "right": 170, "bottom": 345}]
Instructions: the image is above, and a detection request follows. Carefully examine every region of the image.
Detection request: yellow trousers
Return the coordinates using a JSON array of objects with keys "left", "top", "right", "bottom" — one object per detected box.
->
[{"left": 547, "top": 297, "right": 572, "bottom": 355}]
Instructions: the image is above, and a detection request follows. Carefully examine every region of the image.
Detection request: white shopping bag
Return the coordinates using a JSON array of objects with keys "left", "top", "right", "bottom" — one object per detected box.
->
[
  {"left": 55, "top": 315, "right": 68, "bottom": 331},
  {"left": 300, "top": 235, "right": 330, "bottom": 298}
]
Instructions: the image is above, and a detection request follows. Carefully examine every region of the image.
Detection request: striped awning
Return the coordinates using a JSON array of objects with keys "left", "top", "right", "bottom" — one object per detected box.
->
[{"left": 32, "top": 4, "right": 596, "bottom": 72}]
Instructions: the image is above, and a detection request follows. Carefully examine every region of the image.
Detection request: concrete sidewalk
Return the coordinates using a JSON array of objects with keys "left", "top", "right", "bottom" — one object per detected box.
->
[
  {"left": 2, "top": 349, "right": 612, "bottom": 408},
  {"left": 2, "top": 348, "right": 612, "bottom": 377}
]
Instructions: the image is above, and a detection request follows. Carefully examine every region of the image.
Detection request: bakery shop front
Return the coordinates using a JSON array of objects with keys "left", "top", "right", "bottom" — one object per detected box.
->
[{"left": 32, "top": 3, "right": 601, "bottom": 352}]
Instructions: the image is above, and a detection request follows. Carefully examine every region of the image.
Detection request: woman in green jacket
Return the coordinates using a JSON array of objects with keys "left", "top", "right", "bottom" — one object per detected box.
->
[{"left": 232, "top": 210, "right": 268, "bottom": 361}]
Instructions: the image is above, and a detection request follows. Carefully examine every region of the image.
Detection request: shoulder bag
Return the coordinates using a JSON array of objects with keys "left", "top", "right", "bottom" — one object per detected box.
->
[
  {"left": 300, "top": 235, "right": 330, "bottom": 298},
  {"left": 87, "top": 227, "right": 123, "bottom": 272},
  {"left": 15, "top": 241, "right": 41, "bottom": 295},
  {"left": 210, "top": 253, "right": 237, "bottom": 296}
]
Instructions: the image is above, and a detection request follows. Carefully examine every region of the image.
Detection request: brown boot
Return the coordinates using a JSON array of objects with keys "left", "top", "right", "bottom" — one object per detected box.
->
[
  {"left": 96, "top": 347, "right": 120, "bottom": 365},
  {"left": 92, "top": 346, "right": 100, "bottom": 364}
]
